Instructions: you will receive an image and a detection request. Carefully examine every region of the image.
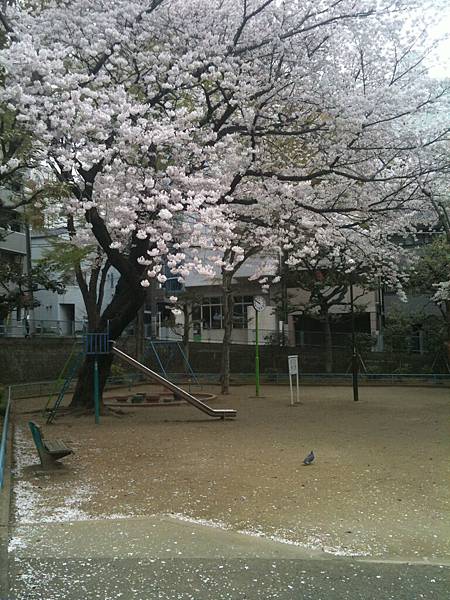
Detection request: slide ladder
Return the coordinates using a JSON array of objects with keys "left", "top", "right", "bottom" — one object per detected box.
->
[{"left": 112, "top": 345, "right": 236, "bottom": 419}]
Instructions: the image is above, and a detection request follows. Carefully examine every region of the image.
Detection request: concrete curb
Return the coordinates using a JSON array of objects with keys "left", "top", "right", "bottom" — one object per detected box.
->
[{"left": 0, "top": 416, "right": 13, "bottom": 597}]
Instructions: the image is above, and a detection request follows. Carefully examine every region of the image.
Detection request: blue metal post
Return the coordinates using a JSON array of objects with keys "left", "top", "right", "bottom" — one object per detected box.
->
[
  {"left": 177, "top": 342, "right": 199, "bottom": 385},
  {"left": 151, "top": 341, "right": 168, "bottom": 378}
]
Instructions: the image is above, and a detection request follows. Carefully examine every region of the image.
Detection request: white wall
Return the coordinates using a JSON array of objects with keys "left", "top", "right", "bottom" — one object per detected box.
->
[{"left": 31, "top": 230, "right": 119, "bottom": 328}]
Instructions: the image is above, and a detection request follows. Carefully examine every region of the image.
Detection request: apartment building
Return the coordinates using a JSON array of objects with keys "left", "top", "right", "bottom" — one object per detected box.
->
[{"left": 0, "top": 201, "right": 29, "bottom": 336}]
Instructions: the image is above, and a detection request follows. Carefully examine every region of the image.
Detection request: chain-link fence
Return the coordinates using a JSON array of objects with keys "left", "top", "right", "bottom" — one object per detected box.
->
[
  {"left": 0, "top": 326, "right": 448, "bottom": 392},
  {"left": 125, "top": 335, "right": 449, "bottom": 379}
]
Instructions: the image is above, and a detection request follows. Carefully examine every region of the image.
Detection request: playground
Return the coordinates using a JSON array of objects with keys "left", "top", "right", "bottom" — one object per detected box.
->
[{"left": 10, "top": 383, "right": 450, "bottom": 563}]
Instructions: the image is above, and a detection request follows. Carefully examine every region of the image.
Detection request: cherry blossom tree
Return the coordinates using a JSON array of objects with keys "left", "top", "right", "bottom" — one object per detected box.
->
[
  {"left": 1, "top": 0, "right": 449, "bottom": 408},
  {"left": 411, "top": 184, "right": 450, "bottom": 360},
  {"left": 283, "top": 227, "right": 411, "bottom": 371},
  {"left": 215, "top": 235, "right": 263, "bottom": 395}
]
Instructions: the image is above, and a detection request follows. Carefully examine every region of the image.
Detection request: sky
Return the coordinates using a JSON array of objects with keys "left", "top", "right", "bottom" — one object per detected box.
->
[{"left": 428, "top": 8, "right": 450, "bottom": 78}]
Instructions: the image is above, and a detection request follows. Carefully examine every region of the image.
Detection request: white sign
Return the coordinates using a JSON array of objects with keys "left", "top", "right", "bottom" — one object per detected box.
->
[
  {"left": 253, "top": 295, "right": 266, "bottom": 312},
  {"left": 288, "top": 355, "right": 298, "bottom": 375},
  {"left": 288, "top": 355, "right": 300, "bottom": 406}
]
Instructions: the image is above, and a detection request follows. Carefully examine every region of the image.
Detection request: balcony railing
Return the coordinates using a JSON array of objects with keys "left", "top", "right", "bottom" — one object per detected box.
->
[{"left": 0, "top": 319, "right": 87, "bottom": 338}]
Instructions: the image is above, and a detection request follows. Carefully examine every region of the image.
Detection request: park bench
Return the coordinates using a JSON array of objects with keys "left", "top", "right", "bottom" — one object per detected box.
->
[{"left": 29, "top": 421, "right": 74, "bottom": 468}]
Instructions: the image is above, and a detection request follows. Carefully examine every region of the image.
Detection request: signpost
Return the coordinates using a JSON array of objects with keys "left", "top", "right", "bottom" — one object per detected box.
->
[
  {"left": 253, "top": 296, "right": 266, "bottom": 397},
  {"left": 288, "top": 354, "right": 300, "bottom": 406}
]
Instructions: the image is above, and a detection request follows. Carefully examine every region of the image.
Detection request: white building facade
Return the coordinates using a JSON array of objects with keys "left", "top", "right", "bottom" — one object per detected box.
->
[{"left": 31, "top": 228, "right": 119, "bottom": 335}]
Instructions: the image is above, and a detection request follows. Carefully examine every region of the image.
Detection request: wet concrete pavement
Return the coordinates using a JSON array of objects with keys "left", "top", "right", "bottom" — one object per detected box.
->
[{"left": 8, "top": 515, "right": 450, "bottom": 599}]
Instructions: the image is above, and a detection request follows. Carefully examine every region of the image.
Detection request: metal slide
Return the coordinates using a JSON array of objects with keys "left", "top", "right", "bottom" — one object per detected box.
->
[{"left": 111, "top": 345, "right": 236, "bottom": 419}]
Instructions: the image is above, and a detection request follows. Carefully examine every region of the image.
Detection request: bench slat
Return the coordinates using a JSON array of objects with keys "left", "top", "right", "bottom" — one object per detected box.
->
[{"left": 45, "top": 440, "right": 71, "bottom": 453}]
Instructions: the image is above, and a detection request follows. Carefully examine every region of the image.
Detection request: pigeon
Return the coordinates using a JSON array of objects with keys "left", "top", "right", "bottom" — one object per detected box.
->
[{"left": 303, "top": 450, "right": 315, "bottom": 465}]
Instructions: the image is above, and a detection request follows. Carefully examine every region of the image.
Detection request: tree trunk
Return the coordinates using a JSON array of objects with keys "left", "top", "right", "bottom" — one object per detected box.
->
[
  {"left": 323, "top": 311, "right": 333, "bottom": 374},
  {"left": 220, "top": 273, "right": 233, "bottom": 394},
  {"left": 70, "top": 353, "right": 114, "bottom": 412},
  {"left": 148, "top": 278, "right": 158, "bottom": 339},
  {"left": 70, "top": 274, "right": 146, "bottom": 409},
  {"left": 135, "top": 304, "right": 145, "bottom": 363},
  {"left": 280, "top": 250, "right": 289, "bottom": 346},
  {"left": 182, "top": 302, "right": 190, "bottom": 361},
  {"left": 446, "top": 299, "right": 450, "bottom": 365}
]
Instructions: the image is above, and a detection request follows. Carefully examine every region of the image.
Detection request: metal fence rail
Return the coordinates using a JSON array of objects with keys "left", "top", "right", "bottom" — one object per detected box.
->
[
  {"left": 0, "top": 386, "right": 11, "bottom": 489},
  {"left": 8, "top": 374, "right": 147, "bottom": 400},
  {"left": 7, "top": 370, "right": 450, "bottom": 403}
]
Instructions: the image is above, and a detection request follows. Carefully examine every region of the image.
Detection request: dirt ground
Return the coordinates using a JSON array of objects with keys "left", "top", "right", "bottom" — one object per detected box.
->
[{"left": 11, "top": 384, "right": 450, "bottom": 563}]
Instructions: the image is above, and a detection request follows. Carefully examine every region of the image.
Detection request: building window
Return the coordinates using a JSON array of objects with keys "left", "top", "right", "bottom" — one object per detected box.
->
[
  {"left": 162, "top": 264, "right": 183, "bottom": 292},
  {"left": 200, "top": 296, "right": 223, "bottom": 329},
  {"left": 232, "top": 295, "right": 253, "bottom": 329},
  {"left": 195, "top": 295, "right": 254, "bottom": 330}
]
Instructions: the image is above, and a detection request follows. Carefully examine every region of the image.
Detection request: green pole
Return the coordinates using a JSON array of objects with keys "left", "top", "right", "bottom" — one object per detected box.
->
[
  {"left": 94, "top": 358, "right": 100, "bottom": 424},
  {"left": 255, "top": 310, "right": 260, "bottom": 397},
  {"left": 350, "top": 281, "right": 359, "bottom": 402}
]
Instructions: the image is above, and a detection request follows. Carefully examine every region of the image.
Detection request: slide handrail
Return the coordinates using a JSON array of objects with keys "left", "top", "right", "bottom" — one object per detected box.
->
[{"left": 111, "top": 345, "right": 236, "bottom": 419}]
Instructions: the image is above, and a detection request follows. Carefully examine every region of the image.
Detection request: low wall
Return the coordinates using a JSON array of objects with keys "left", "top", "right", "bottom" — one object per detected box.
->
[{"left": 0, "top": 338, "right": 82, "bottom": 385}]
